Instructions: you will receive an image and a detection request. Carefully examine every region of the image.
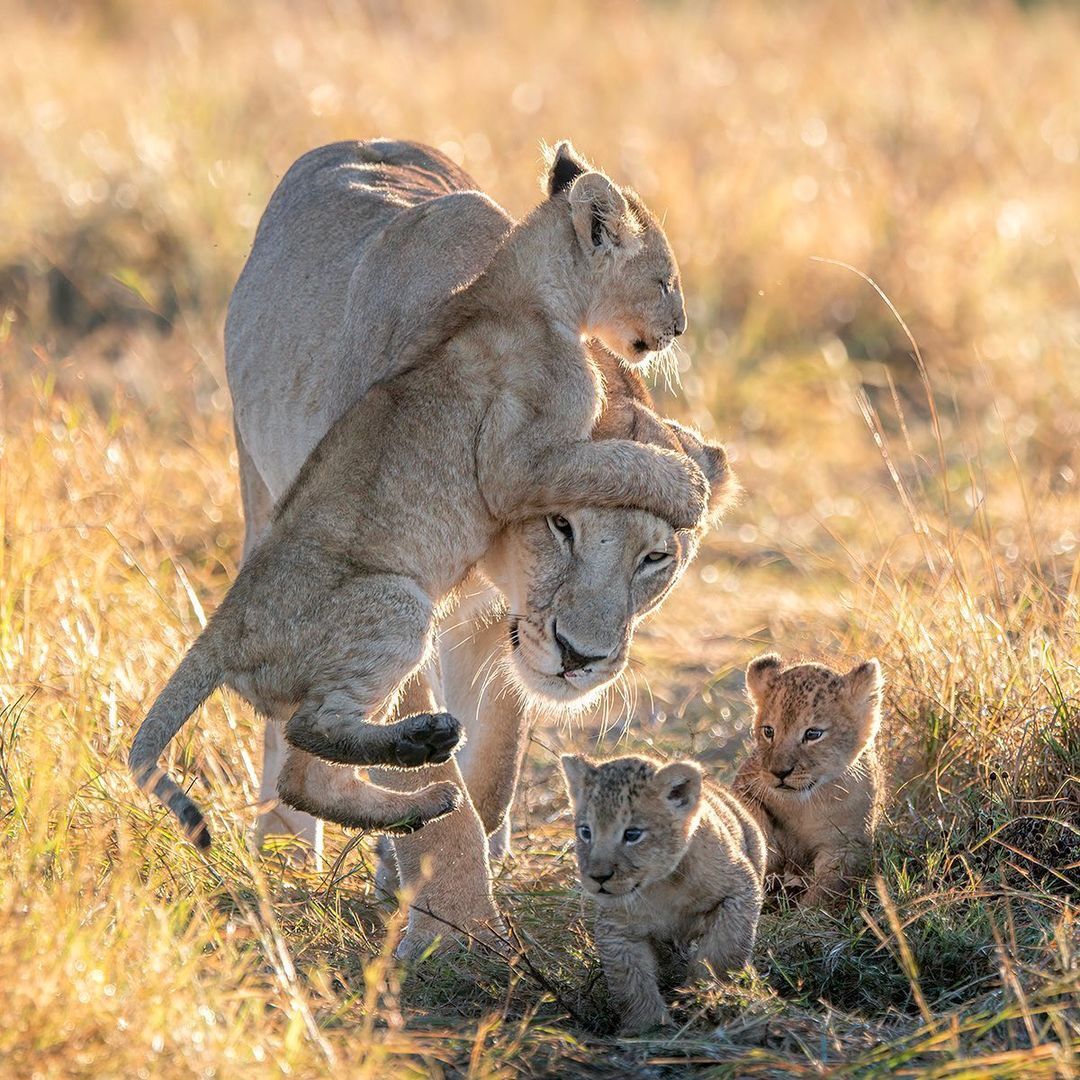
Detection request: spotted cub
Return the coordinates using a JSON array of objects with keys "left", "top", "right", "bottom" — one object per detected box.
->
[
  {"left": 734, "top": 654, "right": 885, "bottom": 905},
  {"left": 561, "top": 754, "right": 765, "bottom": 1034}
]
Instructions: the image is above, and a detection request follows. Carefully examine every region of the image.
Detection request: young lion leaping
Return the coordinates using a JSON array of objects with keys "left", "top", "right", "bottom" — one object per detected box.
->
[{"left": 129, "top": 142, "right": 709, "bottom": 848}]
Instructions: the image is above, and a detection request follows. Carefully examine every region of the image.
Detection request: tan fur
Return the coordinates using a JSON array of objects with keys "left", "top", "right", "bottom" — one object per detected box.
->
[
  {"left": 129, "top": 143, "right": 713, "bottom": 849},
  {"left": 561, "top": 754, "right": 765, "bottom": 1034},
  {"left": 733, "top": 655, "right": 886, "bottom": 905}
]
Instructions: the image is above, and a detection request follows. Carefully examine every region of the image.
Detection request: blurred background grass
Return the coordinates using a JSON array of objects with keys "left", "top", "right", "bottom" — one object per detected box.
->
[{"left": 1, "top": 0, "right": 1078, "bottom": 1076}]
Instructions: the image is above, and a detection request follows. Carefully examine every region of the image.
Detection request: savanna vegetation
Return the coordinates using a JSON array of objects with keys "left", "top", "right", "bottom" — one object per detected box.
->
[{"left": 1, "top": 1, "right": 1077, "bottom": 1075}]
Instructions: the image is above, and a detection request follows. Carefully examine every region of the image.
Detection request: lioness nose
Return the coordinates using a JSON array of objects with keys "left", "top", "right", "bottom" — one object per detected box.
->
[
  {"left": 554, "top": 621, "right": 609, "bottom": 672},
  {"left": 591, "top": 871, "right": 613, "bottom": 885},
  {"left": 772, "top": 766, "right": 794, "bottom": 781}
]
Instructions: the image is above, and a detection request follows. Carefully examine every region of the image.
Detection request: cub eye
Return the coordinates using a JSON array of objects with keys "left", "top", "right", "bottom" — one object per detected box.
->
[
  {"left": 623, "top": 827, "right": 645, "bottom": 844},
  {"left": 659, "top": 276, "right": 674, "bottom": 295},
  {"left": 761, "top": 725, "right": 775, "bottom": 741},
  {"left": 547, "top": 515, "right": 574, "bottom": 544},
  {"left": 640, "top": 550, "right": 672, "bottom": 569},
  {"left": 577, "top": 824, "right": 592, "bottom": 842},
  {"left": 803, "top": 728, "right": 825, "bottom": 742}
]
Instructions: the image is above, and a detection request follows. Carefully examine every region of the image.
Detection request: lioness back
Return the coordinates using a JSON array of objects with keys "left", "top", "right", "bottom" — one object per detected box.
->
[{"left": 734, "top": 654, "right": 885, "bottom": 904}]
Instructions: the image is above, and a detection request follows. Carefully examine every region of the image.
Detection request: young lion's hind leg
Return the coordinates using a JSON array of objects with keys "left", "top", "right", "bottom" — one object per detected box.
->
[
  {"left": 282, "top": 573, "right": 464, "bottom": 768},
  {"left": 277, "top": 747, "right": 463, "bottom": 835}
]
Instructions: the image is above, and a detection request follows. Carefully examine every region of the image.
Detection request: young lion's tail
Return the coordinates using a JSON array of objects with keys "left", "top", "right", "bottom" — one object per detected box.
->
[{"left": 129, "top": 641, "right": 222, "bottom": 849}]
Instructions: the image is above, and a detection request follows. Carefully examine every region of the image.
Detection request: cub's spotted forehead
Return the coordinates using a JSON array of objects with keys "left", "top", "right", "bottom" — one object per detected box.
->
[
  {"left": 583, "top": 758, "right": 655, "bottom": 812},
  {"left": 763, "top": 665, "right": 846, "bottom": 723}
]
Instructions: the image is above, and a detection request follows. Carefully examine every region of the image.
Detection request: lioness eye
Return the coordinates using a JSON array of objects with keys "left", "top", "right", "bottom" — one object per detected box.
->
[
  {"left": 548, "top": 515, "right": 574, "bottom": 543},
  {"left": 577, "top": 824, "right": 592, "bottom": 842},
  {"left": 623, "top": 827, "right": 645, "bottom": 844},
  {"left": 641, "top": 550, "right": 672, "bottom": 568},
  {"left": 761, "top": 725, "right": 774, "bottom": 740},
  {"left": 804, "top": 728, "right": 824, "bottom": 742}
]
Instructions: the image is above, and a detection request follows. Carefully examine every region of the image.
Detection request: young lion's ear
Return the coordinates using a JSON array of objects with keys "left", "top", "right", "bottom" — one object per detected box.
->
[
  {"left": 844, "top": 659, "right": 883, "bottom": 712},
  {"left": 664, "top": 420, "right": 739, "bottom": 518},
  {"left": 746, "top": 653, "right": 783, "bottom": 705},
  {"left": 654, "top": 761, "right": 703, "bottom": 815},
  {"left": 560, "top": 754, "right": 595, "bottom": 806},
  {"left": 544, "top": 139, "right": 590, "bottom": 197},
  {"left": 568, "top": 172, "right": 643, "bottom": 260}
]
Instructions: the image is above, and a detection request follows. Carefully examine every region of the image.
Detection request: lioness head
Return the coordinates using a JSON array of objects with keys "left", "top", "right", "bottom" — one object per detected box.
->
[
  {"left": 481, "top": 355, "right": 735, "bottom": 706},
  {"left": 742, "top": 655, "right": 883, "bottom": 797},
  {"left": 545, "top": 141, "right": 686, "bottom": 365},
  {"left": 561, "top": 754, "right": 703, "bottom": 900}
]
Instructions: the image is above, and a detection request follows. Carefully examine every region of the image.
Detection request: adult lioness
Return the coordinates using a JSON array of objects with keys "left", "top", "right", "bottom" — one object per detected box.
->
[
  {"left": 224, "top": 141, "right": 732, "bottom": 952},
  {"left": 131, "top": 140, "right": 709, "bottom": 848}
]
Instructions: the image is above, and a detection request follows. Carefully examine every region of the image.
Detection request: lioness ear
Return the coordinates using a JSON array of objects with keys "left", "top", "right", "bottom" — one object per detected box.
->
[
  {"left": 746, "top": 653, "right": 783, "bottom": 705},
  {"left": 654, "top": 761, "right": 702, "bottom": 814},
  {"left": 664, "top": 420, "right": 739, "bottom": 518},
  {"left": 568, "top": 172, "right": 643, "bottom": 260},
  {"left": 560, "top": 754, "right": 595, "bottom": 807},
  {"left": 545, "top": 139, "right": 590, "bottom": 197}
]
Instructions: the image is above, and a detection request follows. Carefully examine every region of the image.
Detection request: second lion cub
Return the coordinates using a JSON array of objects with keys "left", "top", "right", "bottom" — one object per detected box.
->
[
  {"left": 734, "top": 654, "right": 885, "bottom": 904},
  {"left": 561, "top": 754, "right": 765, "bottom": 1034}
]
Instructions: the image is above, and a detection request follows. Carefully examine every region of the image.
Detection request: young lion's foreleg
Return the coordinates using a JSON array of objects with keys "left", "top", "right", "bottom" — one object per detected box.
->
[{"left": 282, "top": 573, "right": 464, "bottom": 768}]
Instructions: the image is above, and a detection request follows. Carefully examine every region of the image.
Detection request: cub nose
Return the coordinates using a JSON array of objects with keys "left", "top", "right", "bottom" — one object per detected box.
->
[
  {"left": 772, "top": 766, "right": 794, "bottom": 781},
  {"left": 553, "top": 621, "right": 608, "bottom": 673},
  {"left": 590, "top": 871, "right": 614, "bottom": 885},
  {"left": 673, "top": 310, "right": 687, "bottom": 337}
]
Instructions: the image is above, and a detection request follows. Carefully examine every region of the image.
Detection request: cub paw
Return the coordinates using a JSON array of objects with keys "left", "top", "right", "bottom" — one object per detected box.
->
[
  {"left": 618, "top": 1007, "right": 672, "bottom": 1037},
  {"left": 393, "top": 712, "right": 464, "bottom": 767},
  {"left": 383, "top": 781, "right": 464, "bottom": 835}
]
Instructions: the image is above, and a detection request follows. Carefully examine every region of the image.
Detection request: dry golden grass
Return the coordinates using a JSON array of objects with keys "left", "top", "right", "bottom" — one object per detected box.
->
[{"left": 1, "top": 1, "right": 1078, "bottom": 1075}]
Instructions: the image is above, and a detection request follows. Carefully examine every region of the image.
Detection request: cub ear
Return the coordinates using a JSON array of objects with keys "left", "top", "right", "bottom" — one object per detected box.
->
[
  {"left": 545, "top": 139, "right": 590, "bottom": 197},
  {"left": 844, "top": 658, "right": 883, "bottom": 712},
  {"left": 664, "top": 420, "right": 739, "bottom": 518},
  {"left": 746, "top": 653, "right": 783, "bottom": 705},
  {"left": 560, "top": 754, "right": 595, "bottom": 806},
  {"left": 568, "top": 172, "right": 643, "bottom": 260},
  {"left": 653, "top": 761, "right": 703, "bottom": 814}
]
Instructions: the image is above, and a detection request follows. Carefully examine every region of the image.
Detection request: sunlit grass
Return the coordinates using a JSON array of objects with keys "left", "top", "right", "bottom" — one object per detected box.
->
[{"left": 1, "top": 0, "right": 1078, "bottom": 1075}]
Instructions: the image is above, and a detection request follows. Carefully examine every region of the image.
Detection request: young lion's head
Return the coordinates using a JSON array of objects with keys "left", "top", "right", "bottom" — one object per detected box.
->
[
  {"left": 741, "top": 655, "right": 883, "bottom": 798},
  {"left": 560, "top": 754, "right": 703, "bottom": 901},
  {"left": 543, "top": 140, "right": 686, "bottom": 367}
]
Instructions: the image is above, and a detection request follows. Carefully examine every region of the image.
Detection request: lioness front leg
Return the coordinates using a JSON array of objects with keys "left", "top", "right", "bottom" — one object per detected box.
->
[
  {"left": 485, "top": 439, "right": 709, "bottom": 531},
  {"left": 369, "top": 674, "right": 504, "bottom": 958}
]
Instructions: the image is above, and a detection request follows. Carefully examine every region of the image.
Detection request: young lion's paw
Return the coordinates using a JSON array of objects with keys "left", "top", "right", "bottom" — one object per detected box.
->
[
  {"left": 383, "top": 781, "right": 464, "bottom": 834},
  {"left": 663, "top": 455, "right": 709, "bottom": 531},
  {"left": 393, "top": 711, "right": 463, "bottom": 767},
  {"left": 395, "top": 909, "right": 508, "bottom": 961}
]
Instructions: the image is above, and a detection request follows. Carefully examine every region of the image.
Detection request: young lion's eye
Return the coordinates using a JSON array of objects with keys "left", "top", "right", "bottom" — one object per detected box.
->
[
  {"left": 577, "top": 824, "right": 592, "bottom": 842},
  {"left": 623, "top": 827, "right": 645, "bottom": 844},
  {"left": 803, "top": 728, "right": 824, "bottom": 742},
  {"left": 761, "top": 725, "right": 775, "bottom": 740},
  {"left": 658, "top": 278, "right": 670, "bottom": 295}
]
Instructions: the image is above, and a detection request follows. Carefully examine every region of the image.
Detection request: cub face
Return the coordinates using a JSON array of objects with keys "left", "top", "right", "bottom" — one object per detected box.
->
[
  {"left": 546, "top": 141, "right": 687, "bottom": 365},
  {"left": 743, "top": 655, "right": 883, "bottom": 796},
  {"left": 560, "top": 755, "right": 703, "bottom": 901}
]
